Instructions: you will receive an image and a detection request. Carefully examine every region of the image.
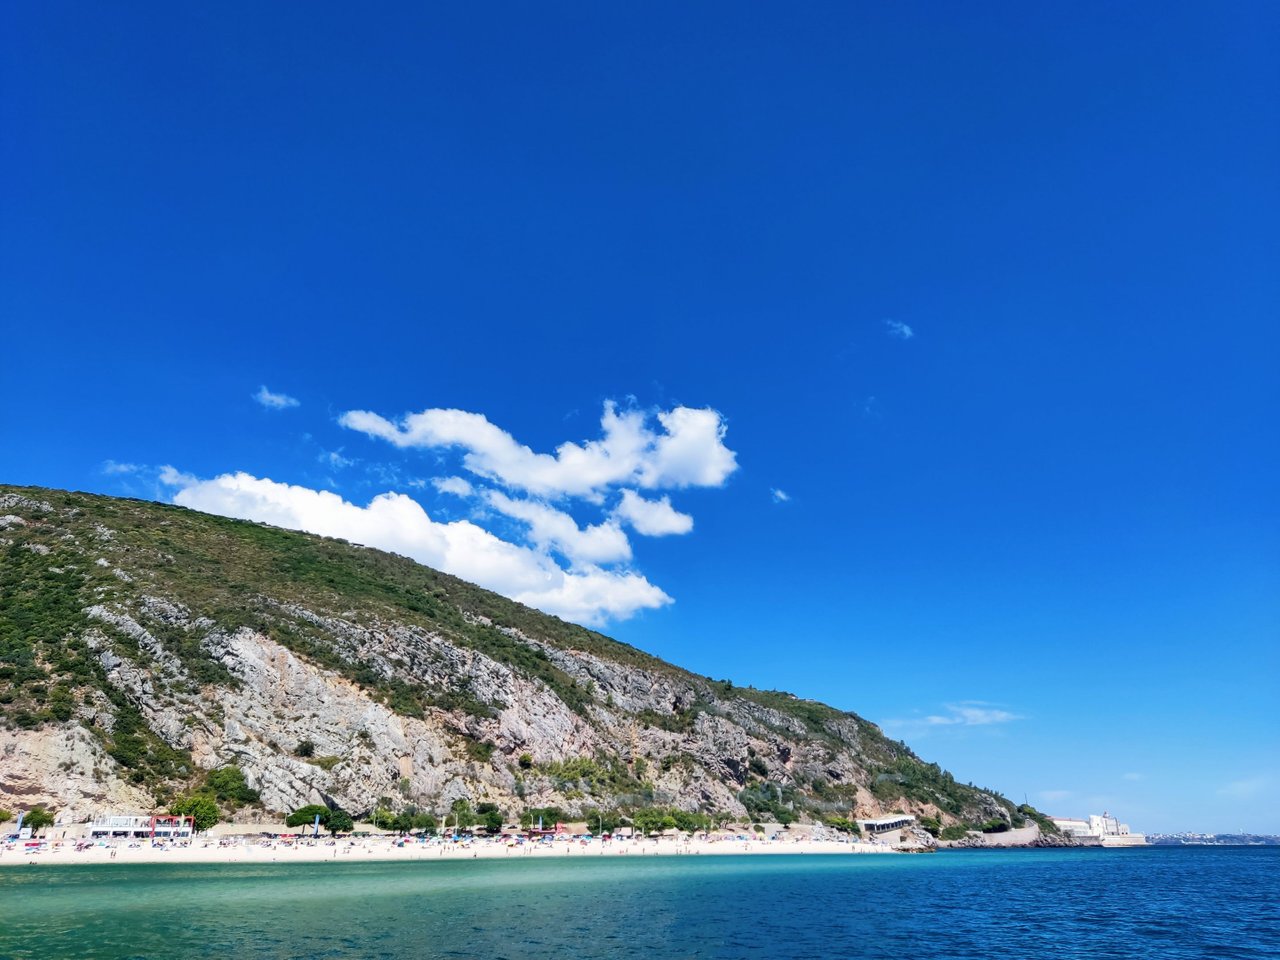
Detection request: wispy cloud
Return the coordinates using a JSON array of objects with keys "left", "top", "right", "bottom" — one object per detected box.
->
[
  {"left": 100, "top": 461, "right": 193, "bottom": 499},
  {"left": 101, "top": 460, "right": 140, "bottom": 475},
  {"left": 882, "top": 701, "right": 1022, "bottom": 737},
  {"left": 1217, "top": 777, "right": 1271, "bottom": 799},
  {"left": 253, "top": 385, "right": 300, "bottom": 410},
  {"left": 770, "top": 488, "right": 791, "bottom": 504},
  {"left": 319, "top": 450, "right": 354, "bottom": 470},
  {"left": 884, "top": 319, "right": 914, "bottom": 340},
  {"left": 923, "top": 702, "right": 1021, "bottom": 726},
  {"left": 1122, "top": 772, "right": 1144, "bottom": 782}
]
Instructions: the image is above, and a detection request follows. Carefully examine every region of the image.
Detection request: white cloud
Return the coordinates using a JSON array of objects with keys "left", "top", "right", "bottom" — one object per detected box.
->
[
  {"left": 432, "top": 476, "right": 474, "bottom": 497},
  {"left": 167, "top": 471, "right": 670, "bottom": 625},
  {"left": 1122, "top": 772, "right": 1144, "bottom": 782},
  {"left": 613, "top": 490, "right": 694, "bottom": 537},
  {"left": 636, "top": 407, "right": 738, "bottom": 490},
  {"left": 484, "top": 490, "right": 632, "bottom": 566},
  {"left": 150, "top": 397, "right": 734, "bottom": 626},
  {"left": 101, "top": 460, "right": 140, "bottom": 475},
  {"left": 254, "top": 385, "right": 300, "bottom": 410},
  {"left": 884, "top": 319, "right": 914, "bottom": 340},
  {"left": 770, "top": 488, "right": 790, "bottom": 504},
  {"left": 158, "top": 465, "right": 198, "bottom": 488},
  {"left": 338, "top": 401, "right": 737, "bottom": 498}
]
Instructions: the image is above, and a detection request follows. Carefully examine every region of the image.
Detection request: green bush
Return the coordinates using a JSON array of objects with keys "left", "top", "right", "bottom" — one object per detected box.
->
[
  {"left": 823, "top": 816, "right": 862, "bottom": 836},
  {"left": 205, "top": 765, "right": 260, "bottom": 806}
]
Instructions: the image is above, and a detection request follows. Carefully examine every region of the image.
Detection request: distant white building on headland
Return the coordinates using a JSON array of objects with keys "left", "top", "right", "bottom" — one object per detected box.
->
[{"left": 1051, "top": 811, "right": 1146, "bottom": 847}]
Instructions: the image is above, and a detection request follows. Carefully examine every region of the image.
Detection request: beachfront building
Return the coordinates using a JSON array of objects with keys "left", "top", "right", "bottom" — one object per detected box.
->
[
  {"left": 857, "top": 814, "right": 916, "bottom": 835},
  {"left": 87, "top": 814, "right": 195, "bottom": 840}
]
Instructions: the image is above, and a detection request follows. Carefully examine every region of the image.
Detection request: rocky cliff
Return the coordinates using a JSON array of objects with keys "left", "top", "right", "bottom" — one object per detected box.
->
[{"left": 0, "top": 485, "right": 1024, "bottom": 832}]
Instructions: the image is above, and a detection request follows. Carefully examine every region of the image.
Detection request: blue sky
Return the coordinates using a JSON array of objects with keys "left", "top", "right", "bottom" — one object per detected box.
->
[{"left": 3, "top": 2, "right": 1277, "bottom": 833}]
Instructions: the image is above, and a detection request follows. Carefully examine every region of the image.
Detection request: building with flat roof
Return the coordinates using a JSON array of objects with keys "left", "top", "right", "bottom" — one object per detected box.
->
[
  {"left": 87, "top": 814, "right": 194, "bottom": 840},
  {"left": 857, "top": 814, "right": 915, "bottom": 834}
]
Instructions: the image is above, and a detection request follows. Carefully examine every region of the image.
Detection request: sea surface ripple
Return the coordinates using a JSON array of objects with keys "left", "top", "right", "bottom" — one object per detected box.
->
[{"left": 1, "top": 847, "right": 1277, "bottom": 959}]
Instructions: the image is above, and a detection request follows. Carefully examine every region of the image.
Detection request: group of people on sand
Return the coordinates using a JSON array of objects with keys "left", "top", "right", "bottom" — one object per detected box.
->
[{"left": 3, "top": 828, "right": 892, "bottom": 866}]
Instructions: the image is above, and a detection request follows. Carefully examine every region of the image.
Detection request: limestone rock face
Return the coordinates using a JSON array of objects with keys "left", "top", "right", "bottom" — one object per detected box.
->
[
  {"left": 0, "top": 484, "right": 1020, "bottom": 831},
  {"left": 0, "top": 725, "right": 153, "bottom": 823}
]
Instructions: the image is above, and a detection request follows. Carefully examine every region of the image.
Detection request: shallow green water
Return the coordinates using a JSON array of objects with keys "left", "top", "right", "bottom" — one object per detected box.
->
[{"left": 1, "top": 848, "right": 1277, "bottom": 959}]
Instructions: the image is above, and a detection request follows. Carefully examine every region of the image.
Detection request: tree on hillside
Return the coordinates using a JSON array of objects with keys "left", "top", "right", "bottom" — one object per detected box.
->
[
  {"left": 285, "top": 805, "right": 332, "bottom": 832},
  {"left": 23, "top": 806, "right": 56, "bottom": 833},
  {"left": 0, "top": 809, "right": 12, "bottom": 825},
  {"left": 170, "top": 793, "right": 220, "bottom": 831}
]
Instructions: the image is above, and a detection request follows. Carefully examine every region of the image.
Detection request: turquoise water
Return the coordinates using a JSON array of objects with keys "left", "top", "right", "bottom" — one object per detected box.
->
[{"left": 1, "top": 847, "right": 1277, "bottom": 959}]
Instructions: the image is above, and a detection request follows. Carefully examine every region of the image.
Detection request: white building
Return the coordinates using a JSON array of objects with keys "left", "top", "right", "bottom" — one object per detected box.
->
[
  {"left": 87, "top": 814, "right": 194, "bottom": 840},
  {"left": 1051, "top": 817, "right": 1092, "bottom": 837},
  {"left": 1050, "top": 811, "right": 1146, "bottom": 847}
]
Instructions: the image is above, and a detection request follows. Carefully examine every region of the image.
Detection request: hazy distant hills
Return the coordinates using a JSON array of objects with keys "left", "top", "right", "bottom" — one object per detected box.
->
[{"left": 1, "top": 484, "right": 1027, "bottom": 831}]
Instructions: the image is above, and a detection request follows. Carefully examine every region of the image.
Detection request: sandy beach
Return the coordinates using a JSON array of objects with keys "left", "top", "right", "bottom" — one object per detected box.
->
[{"left": 1, "top": 832, "right": 898, "bottom": 868}]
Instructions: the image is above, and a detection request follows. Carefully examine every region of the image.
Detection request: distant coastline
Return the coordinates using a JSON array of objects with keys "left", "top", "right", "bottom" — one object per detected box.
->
[{"left": 1147, "top": 833, "right": 1280, "bottom": 846}]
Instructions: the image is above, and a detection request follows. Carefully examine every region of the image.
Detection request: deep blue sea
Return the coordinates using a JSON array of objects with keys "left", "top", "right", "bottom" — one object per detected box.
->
[{"left": 1, "top": 847, "right": 1277, "bottom": 959}]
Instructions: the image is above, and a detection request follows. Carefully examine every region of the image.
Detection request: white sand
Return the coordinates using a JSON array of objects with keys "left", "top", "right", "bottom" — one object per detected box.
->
[{"left": 1, "top": 833, "right": 897, "bottom": 867}]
